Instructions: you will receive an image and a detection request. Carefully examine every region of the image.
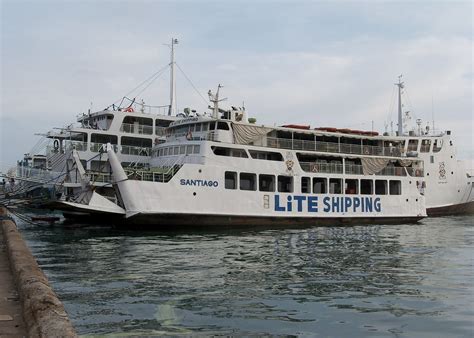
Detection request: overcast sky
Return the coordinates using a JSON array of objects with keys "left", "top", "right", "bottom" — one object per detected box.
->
[{"left": 1, "top": 0, "right": 472, "bottom": 170}]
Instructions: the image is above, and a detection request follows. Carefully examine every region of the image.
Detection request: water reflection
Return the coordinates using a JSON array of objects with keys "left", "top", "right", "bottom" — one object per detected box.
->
[{"left": 17, "top": 216, "right": 474, "bottom": 337}]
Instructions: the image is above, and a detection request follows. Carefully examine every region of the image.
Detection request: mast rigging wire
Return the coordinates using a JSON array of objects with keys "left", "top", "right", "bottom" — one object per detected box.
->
[{"left": 175, "top": 62, "right": 209, "bottom": 105}]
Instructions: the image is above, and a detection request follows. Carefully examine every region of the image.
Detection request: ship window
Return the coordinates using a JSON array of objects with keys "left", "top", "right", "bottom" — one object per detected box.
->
[
  {"left": 375, "top": 180, "right": 387, "bottom": 195},
  {"left": 249, "top": 150, "right": 284, "bottom": 161},
  {"left": 217, "top": 121, "right": 230, "bottom": 130},
  {"left": 202, "top": 123, "right": 208, "bottom": 131},
  {"left": 259, "top": 174, "right": 275, "bottom": 192},
  {"left": 345, "top": 179, "right": 358, "bottom": 194},
  {"left": 212, "top": 146, "right": 248, "bottom": 158},
  {"left": 180, "top": 146, "right": 186, "bottom": 154},
  {"left": 433, "top": 139, "right": 443, "bottom": 153},
  {"left": 430, "top": 155, "right": 434, "bottom": 163},
  {"left": 209, "top": 122, "right": 216, "bottom": 130},
  {"left": 173, "top": 147, "right": 179, "bottom": 155},
  {"left": 193, "top": 145, "right": 200, "bottom": 154},
  {"left": 163, "top": 148, "right": 168, "bottom": 156},
  {"left": 225, "top": 171, "right": 237, "bottom": 190},
  {"left": 360, "top": 179, "right": 373, "bottom": 195},
  {"left": 407, "top": 139, "right": 419, "bottom": 152},
  {"left": 240, "top": 173, "right": 256, "bottom": 191},
  {"left": 156, "top": 119, "right": 173, "bottom": 128},
  {"left": 186, "top": 145, "right": 193, "bottom": 154},
  {"left": 389, "top": 180, "right": 402, "bottom": 195},
  {"left": 301, "top": 177, "right": 311, "bottom": 193},
  {"left": 278, "top": 176, "right": 293, "bottom": 193},
  {"left": 91, "top": 133, "right": 118, "bottom": 144},
  {"left": 329, "top": 178, "right": 342, "bottom": 194},
  {"left": 313, "top": 177, "right": 327, "bottom": 194},
  {"left": 195, "top": 123, "right": 202, "bottom": 132},
  {"left": 420, "top": 139, "right": 431, "bottom": 153}
]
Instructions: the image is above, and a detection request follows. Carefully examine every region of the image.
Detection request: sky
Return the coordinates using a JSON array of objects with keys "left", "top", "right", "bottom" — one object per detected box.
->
[{"left": 0, "top": 0, "right": 472, "bottom": 170}]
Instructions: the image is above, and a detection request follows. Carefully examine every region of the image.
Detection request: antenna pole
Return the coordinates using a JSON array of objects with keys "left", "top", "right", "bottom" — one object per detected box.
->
[
  {"left": 168, "top": 38, "right": 178, "bottom": 116},
  {"left": 395, "top": 75, "right": 404, "bottom": 136},
  {"left": 431, "top": 95, "right": 435, "bottom": 134}
]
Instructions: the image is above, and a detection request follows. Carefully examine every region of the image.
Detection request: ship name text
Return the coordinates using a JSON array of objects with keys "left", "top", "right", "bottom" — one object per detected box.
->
[{"left": 274, "top": 195, "right": 382, "bottom": 213}]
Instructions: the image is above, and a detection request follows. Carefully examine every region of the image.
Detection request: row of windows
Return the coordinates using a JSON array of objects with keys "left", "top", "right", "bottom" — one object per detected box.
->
[
  {"left": 407, "top": 138, "right": 443, "bottom": 153},
  {"left": 213, "top": 146, "right": 283, "bottom": 161},
  {"left": 225, "top": 172, "right": 294, "bottom": 192},
  {"left": 224, "top": 171, "right": 402, "bottom": 195},
  {"left": 151, "top": 145, "right": 200, "bottom": 157},
  {"left": 169, "top": 121, "right": 230, "bottom": 136}
]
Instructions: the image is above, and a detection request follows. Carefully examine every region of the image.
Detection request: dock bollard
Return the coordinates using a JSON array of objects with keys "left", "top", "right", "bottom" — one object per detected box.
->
[{"left": 0, "top": 207, "right": 77, "bottom": 337}]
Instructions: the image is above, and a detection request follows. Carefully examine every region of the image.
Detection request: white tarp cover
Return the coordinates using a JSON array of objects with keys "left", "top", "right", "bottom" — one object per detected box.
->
[
  {"left": 232, "top": 123, "right": 273, "bottom": 144},
  {"left": 361, "top": 157, "right": 390, "bottom": 175}
]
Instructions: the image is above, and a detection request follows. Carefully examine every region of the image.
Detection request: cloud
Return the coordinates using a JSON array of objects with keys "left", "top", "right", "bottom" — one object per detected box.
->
[{"left": 1, "top": 0, "right": 472, "bottom": 170}]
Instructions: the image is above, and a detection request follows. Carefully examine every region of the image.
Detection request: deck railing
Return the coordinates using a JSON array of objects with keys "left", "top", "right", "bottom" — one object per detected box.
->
[
  {"left": 344, "top": 164, "right": 364, "bottom": 175},
  {"left": 406, "top": 167, "right": 424, "bottom": 177},
  {"left": 124, "top": 165, "right": 182, "bottom": 183},
  {"left": 90, "top": 142, "right": 118, "bottom": 153},
  {"left": 262, "top": 137, "right": 402, "bottom": 157},
  {"left": 120, "top": 145, "right": 151, "bottom": 156},
  {"left": 88, "top": 172, "right": 112, "bottom": 183},
  {"left": 65, "top": 140, "right": 88, "bottom": 152},
  {"left": 300, "top": 162, "right": 422, "bottom": 177},
  {"left": 299, "top": 162, "right": 344, "bottom": 174},
  {"left": 120, "top": 123, "right": 153, "bottom": 135}
]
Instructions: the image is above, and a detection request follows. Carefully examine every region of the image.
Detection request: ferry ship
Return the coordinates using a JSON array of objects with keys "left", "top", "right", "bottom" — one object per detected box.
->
[{"left": 59, "top": 85, "right": 427, "bottom": 225}]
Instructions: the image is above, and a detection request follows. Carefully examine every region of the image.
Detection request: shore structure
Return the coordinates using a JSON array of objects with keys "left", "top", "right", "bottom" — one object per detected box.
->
[
  {"left": 0, "top": 211, "right": 26, "bottom": 336},
  {"left": 0, "top": 207, "right": 77, "bottom": 337}
]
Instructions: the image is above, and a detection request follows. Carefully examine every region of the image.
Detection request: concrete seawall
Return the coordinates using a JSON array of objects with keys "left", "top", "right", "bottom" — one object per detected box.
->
[{"left": 0, "top": 207, "right": 77, "bottom": 337}]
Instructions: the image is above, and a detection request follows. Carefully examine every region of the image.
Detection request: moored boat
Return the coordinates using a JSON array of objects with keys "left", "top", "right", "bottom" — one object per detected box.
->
[{"left": 66, "top": 85, "right": 427, "bottom": 226}]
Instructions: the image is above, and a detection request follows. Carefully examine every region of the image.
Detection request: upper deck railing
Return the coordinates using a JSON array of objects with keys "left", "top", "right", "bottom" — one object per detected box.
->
[
  {"left": 120, "top": 123, "right": 153, "bottom": 135},
  {"left": 299, "top": 162, "right": 423, "bottom": 177},
  {"left": 263, "top": 137, "right": 402, "bottom": 157},
  {"left": 299, "top": 162, "right": 343, "bottom": 174}
]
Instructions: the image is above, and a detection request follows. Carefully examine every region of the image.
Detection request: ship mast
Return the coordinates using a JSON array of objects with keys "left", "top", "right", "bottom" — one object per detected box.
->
[
  {"left": 208, "top": 84, "right": 226, "bottom": 119},
  {"left": 396, "top": 74, "right": 404, "bottom": 136},
  {"left": 168, "top": 38, "right": 178, "bottom": 116}
]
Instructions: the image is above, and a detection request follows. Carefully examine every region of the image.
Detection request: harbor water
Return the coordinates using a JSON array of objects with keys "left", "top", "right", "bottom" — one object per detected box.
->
[{"left": 15, "top": 215, "right": 473, "bottom": 337}]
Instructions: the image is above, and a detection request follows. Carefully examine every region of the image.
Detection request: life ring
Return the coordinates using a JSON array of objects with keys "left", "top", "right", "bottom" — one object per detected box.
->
[
  {"left": 53, "top": 139, "right": 60, "bottom": 151},
  {"left": 124, "top": 106, "right": 134, "bottom": 112}
]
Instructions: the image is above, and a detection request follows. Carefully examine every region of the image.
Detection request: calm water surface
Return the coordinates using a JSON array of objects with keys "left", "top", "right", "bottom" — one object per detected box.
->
[{"left": 16, "top": 216, "right": 474, "bottom": 337}]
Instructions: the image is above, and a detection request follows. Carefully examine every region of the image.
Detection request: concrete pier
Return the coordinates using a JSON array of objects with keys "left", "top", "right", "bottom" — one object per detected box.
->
[
  {"left": 0, "top": 215, "right": 26, "bottom": 336},
  {"left": 0, "top": 207, "right": 77, "bottom": 337}
]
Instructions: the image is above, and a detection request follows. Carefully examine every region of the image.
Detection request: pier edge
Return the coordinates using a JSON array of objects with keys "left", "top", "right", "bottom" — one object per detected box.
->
[{"left": 0, "top": 207, "right": 77, "bottom": 337}]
